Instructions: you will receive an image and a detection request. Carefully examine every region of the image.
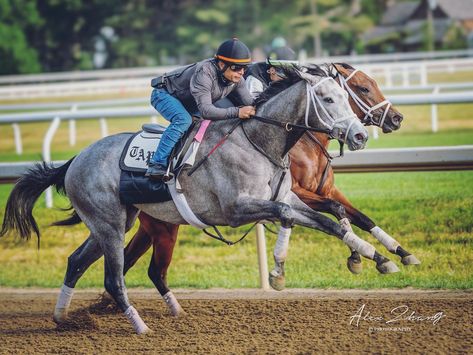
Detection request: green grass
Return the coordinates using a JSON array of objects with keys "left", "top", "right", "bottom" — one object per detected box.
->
[{"left": 0, "top": 170, "right": 472, "bottom": 289}]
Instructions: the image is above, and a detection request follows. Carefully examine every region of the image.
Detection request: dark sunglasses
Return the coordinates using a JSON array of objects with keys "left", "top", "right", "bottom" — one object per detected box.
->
[{"left": 229, "top": 64, "right": 248, "bottom": 72}]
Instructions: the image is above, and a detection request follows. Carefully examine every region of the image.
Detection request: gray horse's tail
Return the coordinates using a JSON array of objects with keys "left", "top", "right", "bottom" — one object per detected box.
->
[
  {"left": 0, "top": 158, "right": 75, "bottom": 243},
  {"left": 51, "top": 208, "right": 82, "bottom": 227}
]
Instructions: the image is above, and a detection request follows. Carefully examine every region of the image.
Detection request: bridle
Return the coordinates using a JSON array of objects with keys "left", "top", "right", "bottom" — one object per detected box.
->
[
  {"left": 304, "top": 76, "right": 359, "bottom": 145},
  {"left": 333, "top": 66, "right": 392, "bottom": 128}
]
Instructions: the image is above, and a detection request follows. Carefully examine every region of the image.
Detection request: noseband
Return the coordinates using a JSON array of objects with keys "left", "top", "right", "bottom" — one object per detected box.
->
[{"left": 335, "top": 68, "right": 392, "bottom": 128}]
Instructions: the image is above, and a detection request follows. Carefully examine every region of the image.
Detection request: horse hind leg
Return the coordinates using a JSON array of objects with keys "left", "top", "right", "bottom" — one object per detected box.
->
[
  {"left": 53, "top": 236, "right": 103, "bottom": 324},
  {"left": 101, "top": 231, "right": 151, "bottom": 334}
]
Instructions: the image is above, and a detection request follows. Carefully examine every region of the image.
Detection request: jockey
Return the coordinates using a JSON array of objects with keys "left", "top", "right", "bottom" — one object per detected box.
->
[
  {"left": 146, "top": 38, "right": 256, "bottom": 180},
  {"left": 245, "top": 46, "right": 299, "bottom": 98}
]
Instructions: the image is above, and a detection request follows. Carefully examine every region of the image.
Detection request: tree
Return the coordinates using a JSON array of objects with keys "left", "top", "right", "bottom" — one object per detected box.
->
[{"left": 0, "top": 0, "right": 42, "bottom": 74}]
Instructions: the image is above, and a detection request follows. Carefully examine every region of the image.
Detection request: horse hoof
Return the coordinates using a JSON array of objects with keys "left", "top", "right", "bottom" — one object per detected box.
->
[
  {"left": 401, "top": 254, "right": 421, "bottom": 265},
  {"left": 376, "top": 260, "right": 400, "bottom": 274},
  {"left": 347, "top": 258, "right": 363, "bottom": 274},
  {"left": 137, "top": 325, "right": 153, "bottom": 335},
  {"left": 53, "top": 308, "right": 68, "bottom": 324},
  {"left": 269, "top": 272, "right": 285, "bottom": 291},
  {"left": 170, "top": 308, "right": 187, "bottom": 317}
]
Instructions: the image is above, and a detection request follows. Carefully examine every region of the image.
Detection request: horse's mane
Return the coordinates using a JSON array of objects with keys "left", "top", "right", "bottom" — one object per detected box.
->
[{"left": 254, "top": 64, "right": 328, "bottom": 108}]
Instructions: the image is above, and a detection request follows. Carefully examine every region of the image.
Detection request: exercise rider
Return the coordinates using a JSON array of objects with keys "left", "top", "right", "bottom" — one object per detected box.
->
[{"left": 146, "top": 38, "right": 256, "bottom": 180}]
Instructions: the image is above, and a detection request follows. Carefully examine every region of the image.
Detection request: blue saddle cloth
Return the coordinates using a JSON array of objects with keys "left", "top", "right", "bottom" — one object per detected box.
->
[{"left": 119, "top": 170, "right": 172, "bottom": 205}]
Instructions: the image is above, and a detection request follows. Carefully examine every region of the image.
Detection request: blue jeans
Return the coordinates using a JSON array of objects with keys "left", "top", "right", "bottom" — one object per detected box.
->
[{"left": 150, "top": 88, "right": 194, "bottom": 166}]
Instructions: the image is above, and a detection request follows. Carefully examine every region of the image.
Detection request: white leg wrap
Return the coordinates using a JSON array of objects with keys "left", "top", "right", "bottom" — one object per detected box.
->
[
  {"left": 339, "top": 218, "right": 354, "bottom": 233},
  {"left": 55, "top": 284, "right": 74, "bottom": 310},
  {"left": 371, "top": 226, "right": 400, "bottom": 253},
  {"left": 124, "top": 306, "right": 150, "bottom": 334},
  {"left": 273, "top": 226, "right": 291, "bottom": 263},
  {"left": 163, "top": 291, "right": 184, "bottom": 316},
  {"left": 343, "top": 232, "right": 376, "bottom": 259}
]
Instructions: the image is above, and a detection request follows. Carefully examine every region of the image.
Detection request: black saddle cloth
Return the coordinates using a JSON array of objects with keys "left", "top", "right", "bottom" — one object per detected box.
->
[
  {"left": 119, "top": 170, "right": 172, "bottom": 205},
  {"left": 118, "top": 120, "right": 203, "bottom": 205}
]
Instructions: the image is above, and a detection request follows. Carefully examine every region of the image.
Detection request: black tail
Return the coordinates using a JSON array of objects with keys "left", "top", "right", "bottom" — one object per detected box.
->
[
  {"left": 0, "top": 158, "right": 75, "bottom": 243},
  {"left": 51, "top": 209, "right": 82, "bottom": 227}
]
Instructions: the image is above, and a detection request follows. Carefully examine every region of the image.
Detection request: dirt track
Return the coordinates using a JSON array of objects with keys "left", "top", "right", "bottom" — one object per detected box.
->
[{"left": 0, "top": 288, "right": 472, "bottom": 354}]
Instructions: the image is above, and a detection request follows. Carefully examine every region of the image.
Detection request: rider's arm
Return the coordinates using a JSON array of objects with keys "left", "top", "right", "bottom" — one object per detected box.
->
[
  {"left": 232, "top": 77, "right": 255, "bottom": 105},
  {"left": 190, "top": 66, "right": 239, "bottom": 120}
]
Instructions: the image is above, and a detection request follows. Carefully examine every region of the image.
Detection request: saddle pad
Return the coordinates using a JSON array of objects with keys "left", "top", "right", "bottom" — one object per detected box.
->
[
  {"left": 120, "top": 130, "right": 162, "bottom": 173},
  {"left": 119, "top": 170, "right": 172, "bottom": 205}
]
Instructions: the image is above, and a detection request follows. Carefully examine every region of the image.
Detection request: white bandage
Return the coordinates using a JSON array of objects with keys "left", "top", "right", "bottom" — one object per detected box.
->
[
  {"left": 339, "top": 218, "right": 354, "bottom": 233},
  {"left": 343, "top": 232, "right": 376, "bottom": 259},
  {"left": 273, "top": 226, "right": 292, "bottom": 262},
  {"left": 124, "top": 306, "right": 150, "bottom": 334},
  {"left": 163, "top": 291, "right": 183, "bottom": 316},
  {"left": 55, "top": 284, "right": 74, "bottom": 310},
  {"left": 371, "top": 226, "right": 400, "bottom": 252}
]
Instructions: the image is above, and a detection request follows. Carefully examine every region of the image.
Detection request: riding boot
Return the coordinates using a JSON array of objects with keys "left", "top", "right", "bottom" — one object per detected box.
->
[{"left": 145, "top": 162, "right": 171, "bottom": 181}]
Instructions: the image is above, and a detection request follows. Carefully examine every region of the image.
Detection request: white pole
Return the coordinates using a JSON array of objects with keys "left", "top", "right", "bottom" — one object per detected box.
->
[
  {"left": 43, "top": 116, "right": 61, "bottom": 208},
  {"left": 69, "top": 120, "right": 76, "bottom": 146},
  {"left": 12, "top": 123, "right": 22, "bottom": 155},
  {"left": 372, "top": 126, "right": 379, "bottom": 140},
  {"left": 100, "top": 117, "right": 108, "bottom": 137},
  {"left": 384, "top": 67, "right": 392, "bottom": 88},
  {"left": 431, "top": 86, "right": 439, "bottom": 132},
  {"left": 402, "top": 65, "right": 409, "bottom": 87},
  {"left": 420, "top": 63, "right": 428, "bottom": 85},
  {"left": 255, "top": 223, "right": 270, "bottom": 290},
  {"left": 69, "top": 105, "right": 77, "bottom": 146}
]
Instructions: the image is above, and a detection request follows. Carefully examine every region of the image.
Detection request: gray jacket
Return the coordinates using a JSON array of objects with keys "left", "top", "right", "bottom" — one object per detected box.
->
[{"left": 153, "top": 59, "right": 253, "bottom": 120}]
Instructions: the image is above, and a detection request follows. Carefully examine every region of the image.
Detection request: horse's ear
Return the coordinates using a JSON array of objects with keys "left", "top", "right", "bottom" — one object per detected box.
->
[
  {"left": 295, "top": 69, "right": 314, "bottom": 83},
  {"left": 333, "top": 63, "right": 351, "bottom": 78}
]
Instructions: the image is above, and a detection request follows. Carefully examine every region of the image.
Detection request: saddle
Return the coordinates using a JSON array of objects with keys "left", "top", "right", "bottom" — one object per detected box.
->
[{"left": 118, "top": 119, "right": 210, "bottom": 205}]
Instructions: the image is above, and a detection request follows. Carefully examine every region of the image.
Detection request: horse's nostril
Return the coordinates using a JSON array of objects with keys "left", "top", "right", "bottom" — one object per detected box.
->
[
  {"left": 355, "top": 133, "right": 366, "bottom": 142},
  {"left": 392, "top": 114, "right": 403, "bottom": 125}
]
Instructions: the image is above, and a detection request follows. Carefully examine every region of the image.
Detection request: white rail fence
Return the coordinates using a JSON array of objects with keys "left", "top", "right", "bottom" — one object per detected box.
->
[
  {"left": 0, "top": 48, "right": 471, "bottom": 86},
  {"left": 1, "top": 90, "right": 472, "bottom": 158},
  {"left": 1, "top": 54, "right": 473, "bottom": 100}
]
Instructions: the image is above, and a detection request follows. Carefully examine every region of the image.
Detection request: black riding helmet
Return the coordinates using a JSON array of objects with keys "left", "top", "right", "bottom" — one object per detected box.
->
[
  {"left": 266, "top": 46, "right": 299, "bottom": 80},
  {"left": 214, "top": 38, "right": 251, "bottom": 85}
]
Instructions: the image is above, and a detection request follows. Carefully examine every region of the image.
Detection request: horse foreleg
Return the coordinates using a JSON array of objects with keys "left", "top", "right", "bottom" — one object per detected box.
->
[
  {"left": 292, "top": 186, "right": 362, "bottom": 274},
  {"left": 284, "top": 192, "right": 400, "bottom": 275},
  {"left": 54, "top": 236, "right": 103, "bottom": 324},
  {"left": 269, "top": 226, "right": 292, "bottom": 291},
  {"left": 330, "top": 186, "right": 420, "bottom": 266}
]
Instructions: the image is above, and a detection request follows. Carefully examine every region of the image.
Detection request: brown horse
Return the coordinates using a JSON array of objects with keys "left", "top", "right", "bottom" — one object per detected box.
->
[{"left": 122, "top": 63, "right": 418, "bottom": 315}]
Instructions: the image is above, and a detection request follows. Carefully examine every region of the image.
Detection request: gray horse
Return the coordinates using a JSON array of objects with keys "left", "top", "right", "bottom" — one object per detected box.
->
[{"left": 1, "top": 66, "right": 398, "bottom": 334}]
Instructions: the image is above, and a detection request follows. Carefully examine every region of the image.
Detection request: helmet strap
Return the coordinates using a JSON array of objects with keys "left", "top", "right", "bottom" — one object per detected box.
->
[{"left": 213, "top": 59, "right": 233, "bottom": 86}]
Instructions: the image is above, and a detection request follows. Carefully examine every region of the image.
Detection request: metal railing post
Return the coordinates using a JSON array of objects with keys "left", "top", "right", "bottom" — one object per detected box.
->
[
  {"left": 255, "top": 223, "right": 270, "bottom": 290},
  {"left": 431, "top": 86, "right": 440, "bottom": 133},
  {"left": 372, "top": 126, "right": 379, "bottom": 140},
  {"left": 42, "top": 116, "right": 61, "bottom": 208},
  {"left": 69, "top": 104, "right": 77, "bottom": 146},
  {"left": 100, "top": 117, "right": 108, "bottom": 137},
  {"left": 12, "top": 123, "right": 22, "bottom": 155}
]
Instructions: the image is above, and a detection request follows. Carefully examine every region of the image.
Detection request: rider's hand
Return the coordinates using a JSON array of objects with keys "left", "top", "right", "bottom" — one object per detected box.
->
[{"left": 238, "top": 106, "right": 256, "bottom": 119}]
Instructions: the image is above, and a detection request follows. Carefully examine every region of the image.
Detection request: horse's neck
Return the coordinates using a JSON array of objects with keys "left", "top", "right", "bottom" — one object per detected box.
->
[{"left": 244, "top": 81, "right": 307, "bottom": 161}]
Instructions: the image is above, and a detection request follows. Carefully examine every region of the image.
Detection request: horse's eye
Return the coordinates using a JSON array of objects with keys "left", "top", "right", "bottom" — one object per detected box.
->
[
  {"left": 359, "top": 86, "right": 369, "bottom": 94},
  {"left": 324, "top": 97, "right": 334, "bottom": 104}
]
